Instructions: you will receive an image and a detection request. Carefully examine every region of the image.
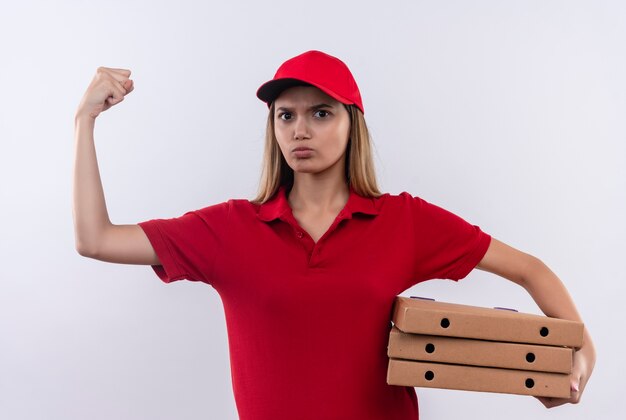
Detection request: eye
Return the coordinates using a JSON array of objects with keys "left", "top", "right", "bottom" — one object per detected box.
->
[
  {"left": 314, "top": 110, "right": 330, "bottom": 118},
  {"left": 277, "top": 112, "right": 292, "bottom": 121}
]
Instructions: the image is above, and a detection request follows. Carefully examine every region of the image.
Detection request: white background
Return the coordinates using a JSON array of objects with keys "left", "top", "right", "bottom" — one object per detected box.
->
[{"left": 1, "top": 1, "right": 624, "bottom": 419}]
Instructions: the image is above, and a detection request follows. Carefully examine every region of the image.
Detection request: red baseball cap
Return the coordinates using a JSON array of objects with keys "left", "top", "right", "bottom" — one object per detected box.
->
[{"left": 256, "top": 50, "right": 364, "bottom": 114}]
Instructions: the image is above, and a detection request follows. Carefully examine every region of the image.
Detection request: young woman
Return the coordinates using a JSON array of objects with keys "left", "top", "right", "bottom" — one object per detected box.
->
[{"left": 73, "top": 50, "right": 595, "bottom": 419}]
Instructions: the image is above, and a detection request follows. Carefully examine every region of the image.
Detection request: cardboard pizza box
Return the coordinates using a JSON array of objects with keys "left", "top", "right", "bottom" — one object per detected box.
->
[
  {"left": 387, "top": 359, "right": 571, "bottom": 398},
  {"left": 387, "top": 326, "right": 573, "bottom": 373},
  {"left": 392, "top": 297, "right": 584, "bottom": 348}
]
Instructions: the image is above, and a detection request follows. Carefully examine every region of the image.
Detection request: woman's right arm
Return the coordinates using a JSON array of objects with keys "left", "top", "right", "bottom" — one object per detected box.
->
[{"left": 73, "top": 67, "right": 160, "bottom": 266}]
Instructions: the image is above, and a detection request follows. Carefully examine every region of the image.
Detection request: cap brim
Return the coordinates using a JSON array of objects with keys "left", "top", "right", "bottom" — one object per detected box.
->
[
  {"left": 256, "top": 79, "right": 312, "bottom": 105},
  {"left": 256, "top": 78, "right": 355, "bottom": 108}
]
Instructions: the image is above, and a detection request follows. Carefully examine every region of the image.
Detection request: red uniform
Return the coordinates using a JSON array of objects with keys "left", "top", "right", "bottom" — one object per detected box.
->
[{"left": 138, "top": 187, "right": 491, "bottom": 419}]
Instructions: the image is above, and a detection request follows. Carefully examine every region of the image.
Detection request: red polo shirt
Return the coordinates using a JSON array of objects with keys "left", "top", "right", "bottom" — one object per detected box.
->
[{"left": 138, "top": 187, "right": 491, "bottom": 420}]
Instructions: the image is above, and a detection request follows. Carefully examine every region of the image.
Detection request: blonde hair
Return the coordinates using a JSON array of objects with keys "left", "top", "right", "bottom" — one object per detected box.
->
[{"left": 252, "top": 103, "right": 381, "bottom": 203}]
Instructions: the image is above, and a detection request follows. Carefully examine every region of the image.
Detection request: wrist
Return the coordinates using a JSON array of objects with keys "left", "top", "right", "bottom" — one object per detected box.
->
[{"left": 74, "top": 112, "right": 96, "bottom": 127}]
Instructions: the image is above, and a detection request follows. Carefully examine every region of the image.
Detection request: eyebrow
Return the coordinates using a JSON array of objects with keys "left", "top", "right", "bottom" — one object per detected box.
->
[{"left": 276, "top": 103, "right": 334, "bottom": 112}]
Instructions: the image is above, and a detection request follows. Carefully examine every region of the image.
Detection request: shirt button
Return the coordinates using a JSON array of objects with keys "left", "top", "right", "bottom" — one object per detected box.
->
[{"left": 296, "top": 231, "right": 304, "bottom": 238}]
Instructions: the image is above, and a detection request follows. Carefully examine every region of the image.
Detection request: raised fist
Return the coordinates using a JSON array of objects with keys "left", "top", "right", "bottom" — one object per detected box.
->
[{"left": 76, "top": 67, "right": 134, "bottom": 120}]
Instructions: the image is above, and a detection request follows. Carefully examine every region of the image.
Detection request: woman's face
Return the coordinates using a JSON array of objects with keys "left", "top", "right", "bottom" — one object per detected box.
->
[{"left": 273, "top": 86, "right": 351, "bottom": 178}]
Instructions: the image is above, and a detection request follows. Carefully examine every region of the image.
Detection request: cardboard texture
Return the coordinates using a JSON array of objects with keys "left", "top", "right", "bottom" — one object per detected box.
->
[
  {"left": 387, "top": 359, "right": 572, "bottom": 398},
  {"left": 392, "top": 297, "right": 584, "bottom": 347},
  {"left": 388, "top": 327, "right": 574, "bottom": 373}
]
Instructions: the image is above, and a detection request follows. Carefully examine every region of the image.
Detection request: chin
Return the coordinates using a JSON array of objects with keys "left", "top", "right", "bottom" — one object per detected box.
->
[
  {"left": 287, "top": 159, "right": 321, "bottom": 173},
  {"left": 291, "top": 165, "right": 324, "bottom": 175},
  {"left": 287, "top": 156, "right": 346, "bottom": 177}
]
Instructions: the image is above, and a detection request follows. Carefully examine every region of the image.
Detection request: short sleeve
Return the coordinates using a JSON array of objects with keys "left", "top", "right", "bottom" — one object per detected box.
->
[
  {"left": 409, "top": 195, "right": 491, "bottom": 282},
  {"left": 138, "top": 201, "right": 230, "bottom": 284}
]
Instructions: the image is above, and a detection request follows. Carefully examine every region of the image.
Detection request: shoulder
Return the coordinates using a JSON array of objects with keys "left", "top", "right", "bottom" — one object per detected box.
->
[
  {"left": 191, "top": 198, "right": 259, "bottom": 221},
  {"left": 374, "top": 191, "right": 462, "bottom": 223},
  {"left": 194, "top": 198, "right": 258, "bottom": 210},
  {"left": 374, "top": 191, "right": 429, "bottom": 211}
]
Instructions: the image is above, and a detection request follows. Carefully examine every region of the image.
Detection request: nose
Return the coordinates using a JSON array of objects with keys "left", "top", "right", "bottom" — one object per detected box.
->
[{"left": 293, "top": 117, "right": 311, "bottom": 140}]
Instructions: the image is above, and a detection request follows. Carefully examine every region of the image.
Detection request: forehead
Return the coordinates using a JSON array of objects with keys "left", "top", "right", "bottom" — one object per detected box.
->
[{"left": 274, "top": 85, "right": 340, "bottom": 108}]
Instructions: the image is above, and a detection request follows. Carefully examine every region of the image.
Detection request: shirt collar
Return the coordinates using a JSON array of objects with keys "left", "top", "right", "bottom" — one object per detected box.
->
[
  {"left": 257, "top": 186, "right": 380, "bottom": 223},
  {"left": 256, "top": 186, "right": 292, "bottom": 222}
]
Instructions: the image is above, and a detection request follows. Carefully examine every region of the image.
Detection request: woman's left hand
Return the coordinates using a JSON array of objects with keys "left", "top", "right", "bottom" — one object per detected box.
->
[{"left": 536, "top": 331, "right": 596, "bottom": 408}]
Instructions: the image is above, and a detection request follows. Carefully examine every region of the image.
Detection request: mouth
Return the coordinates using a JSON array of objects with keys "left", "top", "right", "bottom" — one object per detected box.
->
[{"left": 292, "top": 147, "right": 314, "bottom": 158}]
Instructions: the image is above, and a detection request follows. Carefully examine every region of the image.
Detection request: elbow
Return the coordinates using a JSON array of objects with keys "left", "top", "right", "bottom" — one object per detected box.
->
[
  {"left": 517, "top": 254, "right": 549, "bottom": 289},
  {"left": 75, "top": 243, "right": 93, "bottom": 258},
  {"left": 75, "top": 237, "right": 98, "bottom": 258},
  {"left": 74, "top": 225, "right": 107, "bottom": 258}
]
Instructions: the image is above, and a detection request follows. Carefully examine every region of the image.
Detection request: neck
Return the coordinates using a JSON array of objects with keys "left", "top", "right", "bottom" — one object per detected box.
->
[{"left": 288, "top": 171, "right": 349, "bottom": 213}]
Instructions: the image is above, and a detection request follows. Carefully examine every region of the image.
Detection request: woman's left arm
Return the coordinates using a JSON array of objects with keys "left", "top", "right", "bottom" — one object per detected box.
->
[{"left": 476, "top": 238, "right": 596, "bottom": 408}]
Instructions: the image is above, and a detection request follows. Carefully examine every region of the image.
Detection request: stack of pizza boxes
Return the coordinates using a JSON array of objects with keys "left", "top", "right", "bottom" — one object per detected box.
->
[{"left": 386, "top": 297, "right": 584, "bottom": 398}]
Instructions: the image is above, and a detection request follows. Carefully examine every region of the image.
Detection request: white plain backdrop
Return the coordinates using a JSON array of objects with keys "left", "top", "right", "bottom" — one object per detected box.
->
[{"left": 1, "top": 1, "right": 624, "bottom": 419}]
